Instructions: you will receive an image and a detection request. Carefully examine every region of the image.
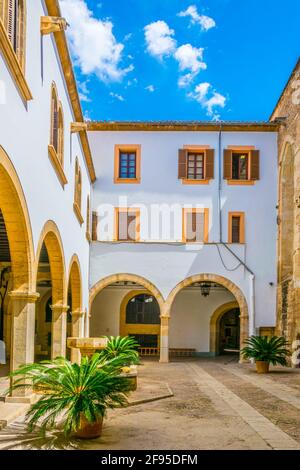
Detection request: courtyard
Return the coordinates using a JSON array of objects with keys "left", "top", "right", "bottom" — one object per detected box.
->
[{"left": 0, "top": 357, "right": 300, "bottom": 451}]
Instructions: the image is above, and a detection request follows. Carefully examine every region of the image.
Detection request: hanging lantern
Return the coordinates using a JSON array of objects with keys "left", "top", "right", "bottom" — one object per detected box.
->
[{"left": 200, "top": 282, "right": 211, "bottom": 297}]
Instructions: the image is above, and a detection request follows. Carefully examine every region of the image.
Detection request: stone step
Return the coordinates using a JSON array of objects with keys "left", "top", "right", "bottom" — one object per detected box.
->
[{"left": 0, "top": 402, "right": 29, "bottom": 430}]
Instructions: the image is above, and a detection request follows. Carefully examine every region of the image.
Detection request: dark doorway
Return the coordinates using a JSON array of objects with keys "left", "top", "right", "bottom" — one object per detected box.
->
[{"left": 219, "top": 308, "right": 240, "bottom": 353}]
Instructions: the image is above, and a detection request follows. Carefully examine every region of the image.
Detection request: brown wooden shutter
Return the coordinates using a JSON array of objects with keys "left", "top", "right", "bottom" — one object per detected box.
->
[
  {"left": 250, "top": 150, "right": 260, "bottom": 180},
  {"left": 118, "top": 211, "right": 127, "bottom": 241},
  {"left": 7, "top": 0, "right": 16, "bottom": 47},
  {"left": 223, "top": 149, "right": 232, "bottom": 179},
  {"left": 178, "top": 149, "right": 187, "bottom": 179},
  {"left": 52, "top": 101, "right": 58, "bottom": 152},
  {"left": 127, "top": 212, "right": 136, "bottom": 241},
  {"left": 186, "top": 211, "right": 204, "bottom": 242},
  {"left": 92, "top": 211, "right": 98, "bottom": 241},
  {"left": 205, "top": 149, "right": 214, "bottom": 179}
]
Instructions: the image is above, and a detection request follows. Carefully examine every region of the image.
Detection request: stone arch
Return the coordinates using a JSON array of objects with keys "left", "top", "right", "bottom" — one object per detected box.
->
[
  {"left": 67, "top": 254, "right": 82, "bottom": 314},
  {"left": 35, "top": 220, "right": 66, "bottom": 306},
  {"left": 210, "top": 301, "right": 239, "bottom": 355},
  {"left": 89, "top": 273, "right": 165, "bottom": 314},
  {"left": 164, "top": 274, "right": 249, "bottom": 361},
  {"left": 35, "top": 221, "right": 67, "bottom": 359},
  {"left": 0, "top": 146, "right": 36, "bottom": 378},
  {"left": 67, "top": 255, "right": 83, "bottom": 362},
  {"left": 0, "top": 146, "right": 34, "bottom": 292}
]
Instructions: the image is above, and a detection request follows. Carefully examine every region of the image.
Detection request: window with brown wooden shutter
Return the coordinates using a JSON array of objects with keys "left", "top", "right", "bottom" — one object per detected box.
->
[
  {"left": 178, "top": 149, "right": 187, "bottom": 179},
  {"left": 223, "top": 149, "right": 232, "bottom": 179},
  {"left": 115, "top": 209, "right": 140, "bottom": 242},
  {"left": 205, "top": 149, "right": 214, "bottom": 179},
  {"left": 92, "top": 211, "right": 98, "bottom": 241},
  {"left": 183, "top": 209, "right": 209, "bottom": 243},
  {"left": 250, "top": 150, "right": 260, "bottom": 180},
  {"left": 7, "top": 0, "right": 17, "bottom": 50},
  {"left": 228, "top": 212, "right": 245, "bottom": 243}
]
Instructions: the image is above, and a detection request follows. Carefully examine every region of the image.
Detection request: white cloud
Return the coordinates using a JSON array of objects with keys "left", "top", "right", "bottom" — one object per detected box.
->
[
  {"left": 178, "top": 5, "right": 216, "bottom": 31},
  {"left": 145, "top": 85, "right": 155, "bottom": 92},
  {"left": 189, "top": 82, "right": 226, "bottom": 120},
  {"left": 144, "top": 20, "right": 177, "bottom": 58},
  {"left": 178, "top": 73, "right": 194, "bottom": 88},
  {"left": 78, "top": 80, "right": 91, "bottom": 102},
  {"left": 109, "top": 92, "right": 125, "bottom": 102},
  {"left": 59, "top": 0, "right": 133, "bottom": 82},
  {"left": 174, "top": 44, "right": 207, "bottom": 74}
]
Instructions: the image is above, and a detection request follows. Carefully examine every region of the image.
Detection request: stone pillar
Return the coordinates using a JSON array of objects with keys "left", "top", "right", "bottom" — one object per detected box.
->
[
  {"left": 70, "top": 310, "right": 85, "bottom": 364},
  {"left": 159, "top": 315, "right": 170, "bottom": 363},
  {"left": 51, "top": 304, "right": 69, "bottom": 359},
  {"left": 9, "top": 291, "right": 39, "bottom": 398}
]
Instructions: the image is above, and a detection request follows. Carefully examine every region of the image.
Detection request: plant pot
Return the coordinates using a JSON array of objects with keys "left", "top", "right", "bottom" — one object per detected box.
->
[
  {"left": 256, "top": 361, "right": 270, "bottom": 374},
  {"left": 74, "top": 413, "right": 103, "bottom": 439}
]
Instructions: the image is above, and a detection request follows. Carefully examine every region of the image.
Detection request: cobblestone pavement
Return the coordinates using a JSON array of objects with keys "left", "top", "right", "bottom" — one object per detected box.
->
[{"left": 0, "top": 357, "right": 300, "bottom": 450}]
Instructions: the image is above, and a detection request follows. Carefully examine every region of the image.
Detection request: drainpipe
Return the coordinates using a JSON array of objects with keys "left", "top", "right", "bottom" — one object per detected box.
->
[
  {"left": 249, "top": 274, "right": 256, "bottom": 337},
  {"left": 218, "top": 124, "right": 223, "bottom": 242}
]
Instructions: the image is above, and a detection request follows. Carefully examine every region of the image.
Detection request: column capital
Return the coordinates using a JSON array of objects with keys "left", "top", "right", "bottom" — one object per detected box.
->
[
  {"left": 70, "top": 310, "right": 85, "bottom": 318},
  {"left": 9, "top": 291, "right": 40, "bottom": 302},
  {"left": 51, "top": 304, "right": 69, "bottom": 313}
]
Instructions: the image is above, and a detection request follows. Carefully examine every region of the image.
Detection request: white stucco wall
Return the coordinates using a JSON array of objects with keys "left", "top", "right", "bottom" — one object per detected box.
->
[
  {"left": 0, "top": 1, "right": 91, "bottom": 318},
  {"left": 89, "top": 129, "right": 278, "bottom": 331},
  {"left": 169, "top": 289, "right": 235, "bottom": 352}
]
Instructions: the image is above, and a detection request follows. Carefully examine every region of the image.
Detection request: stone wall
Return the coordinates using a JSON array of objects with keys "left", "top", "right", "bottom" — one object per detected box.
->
[{"left": 272, "top": 59, "right": 300, "bottom": 357}]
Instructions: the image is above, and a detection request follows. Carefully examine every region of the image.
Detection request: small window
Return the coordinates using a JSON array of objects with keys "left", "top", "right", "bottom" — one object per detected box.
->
[
  {"left": 178, "top": 148, "right": 214, "bottom": 183},
  {"left": 228, "top": 212, "right": 245, "bottom": 243},
  {"left": 232, "top": 152, "right": 248, "bottom": 180},
  {"left": 183, "top": 208, "right": 209, "bottom": 243},
  {"left": 187, "top": 153, "right": 205, "bottom": 180},
  {"left": 3, "top": 0, "right": 26, "bottom": 70},
  {"left": 50, "top": 83, "right": 64, "bottom": 167},
  {"left": 115, "top": 208, "right": 140, "bottom": 242},
  {"left": 224, "top": 148, "right": 260, "bottom": 183},
  {"left": 114, "top": 145, "right": 141, "bottom": 183},
  {"left": 74, "top": 159, "right": 82, "bottom": 212},
  {"left": 119, "top": 151, "right": 136, "bottom": 179}
]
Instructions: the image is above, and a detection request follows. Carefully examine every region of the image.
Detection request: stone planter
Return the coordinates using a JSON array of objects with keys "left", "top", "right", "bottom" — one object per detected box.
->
[
  {"left": 74, "top": 413, "right": 103, "bottom": 439},
  {"left": 256, "top": 361, "right": 270, "bottom": 374},
  {"left": 67, "top": 337, "right": 108, "bottom": 359},
  {"left": 120, "top": 366, "right": 138, "bottom": 391}
]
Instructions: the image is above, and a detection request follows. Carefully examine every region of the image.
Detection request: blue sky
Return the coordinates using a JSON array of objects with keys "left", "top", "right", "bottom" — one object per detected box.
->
[{"left": 60, "top": 0, "right": 300, "bottom": 122}]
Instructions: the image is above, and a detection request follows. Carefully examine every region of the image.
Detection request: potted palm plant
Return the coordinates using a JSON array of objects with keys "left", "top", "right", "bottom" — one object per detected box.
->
[
  {"left": 8, "top": 353, "right": 131, "bottom": 439},
  {"left": 241, "top": 335, "right": 290, "bottom": 373},
  {"left": 100, "top": 336, "right": 140, "bottom": 390}
]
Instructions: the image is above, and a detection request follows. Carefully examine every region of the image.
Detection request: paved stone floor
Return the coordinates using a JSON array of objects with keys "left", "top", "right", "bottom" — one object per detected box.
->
[{"left": 0, "top": 357, "right": 300, "bottom": 450}]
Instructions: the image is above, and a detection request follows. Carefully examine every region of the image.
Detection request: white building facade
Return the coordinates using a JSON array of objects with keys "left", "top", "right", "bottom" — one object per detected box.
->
[
  {"left": 88, "top": 124, "right": 278, "bottom": 362},
  {"left": 0, "top": 0, "right": 281, "bottom": 383}
]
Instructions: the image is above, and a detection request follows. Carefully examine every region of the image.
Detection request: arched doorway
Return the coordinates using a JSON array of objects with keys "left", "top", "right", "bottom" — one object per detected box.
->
[
  {"left": 89, "top": 274, "right": 164, "bottom": 359},
  {"left": 0, "top": 146, "right": 35, "bottom": 378},
  {"left": 67, "top": 255, "right": 83, "bottom": 363},
  {"left": 218, "top": 308, "right": 240, "bottom": 354},
  {"left": 164, "top": 274, "right": 249, "bottom": 363},
  {"left": 35, "top": 221, "right": 67, "bottom": 360}
]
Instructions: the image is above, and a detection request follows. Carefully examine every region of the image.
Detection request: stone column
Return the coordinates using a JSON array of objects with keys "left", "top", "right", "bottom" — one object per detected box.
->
[
  {"left": 159, "top": 315, "right": 170, "bottom": 363},
  {"left": 9, "top": 291, "right": 39, "bottom": 398},
  {"left": 70, "top": 310, "right": 85, "bottom": 364},
  {"left": 51, "top": 304, "right": 69, "bottom": 359},
  {"left": 239, "top": 311, "right": 250, "bottom": 364}
]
